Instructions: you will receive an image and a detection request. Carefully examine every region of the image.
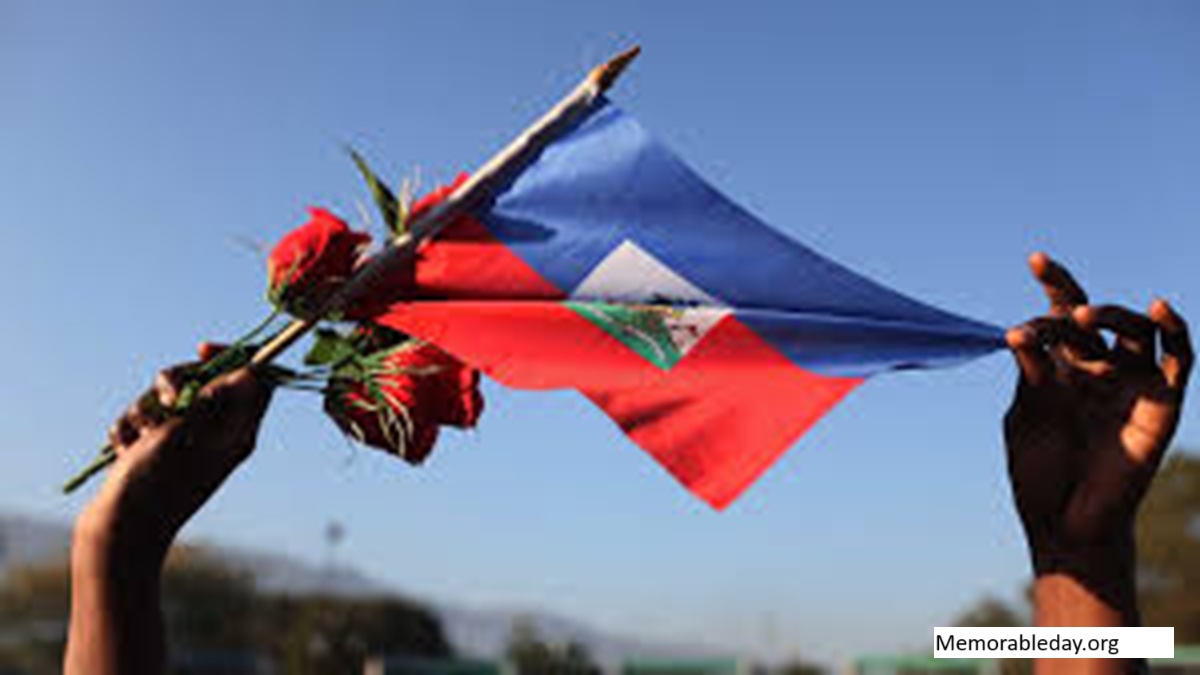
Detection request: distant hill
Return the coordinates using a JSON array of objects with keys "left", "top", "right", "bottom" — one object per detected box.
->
[
  {"left": 0, "top": 511, "right": 714, "bottom": 668},
  {"left": 0, "top": 513, "right": 71, "bottom": 571}
]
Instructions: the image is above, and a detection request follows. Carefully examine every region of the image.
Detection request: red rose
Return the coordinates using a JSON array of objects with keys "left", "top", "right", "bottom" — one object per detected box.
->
[
  {"left": 324, "top": 339, "right": 483, "bottom": 464},
  {"left": 268, "top": 207, "right": 371, "bottom": 318}
]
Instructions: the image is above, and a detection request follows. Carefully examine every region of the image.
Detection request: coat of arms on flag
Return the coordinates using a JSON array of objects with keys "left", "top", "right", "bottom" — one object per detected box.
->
[{"left": 568, "top": 241, "right": 733, "bottom": 371}]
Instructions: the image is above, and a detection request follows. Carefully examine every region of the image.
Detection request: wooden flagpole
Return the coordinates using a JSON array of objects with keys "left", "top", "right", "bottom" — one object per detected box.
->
[{"left": 249, "top": 45, "right": 641, "bottom": 368}]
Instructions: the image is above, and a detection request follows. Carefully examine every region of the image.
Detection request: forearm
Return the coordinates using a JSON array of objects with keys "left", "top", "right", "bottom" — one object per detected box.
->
[
  {"left": 65, "top": 511, "right": 168, "bottom": 675},
  {"left": 62, "top": 364, "right": 271, "bottom": 675},
  {"left": 1030, "top": 532, "right": 1141, "bottom": 675}
]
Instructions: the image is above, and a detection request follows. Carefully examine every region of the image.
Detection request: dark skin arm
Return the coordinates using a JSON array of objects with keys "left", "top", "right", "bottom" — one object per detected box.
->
[
  {"left": 65, "top": 344, "right": 273, "bottom": 675},
  {"left": 1006, "top": 253, "right": 1192, "bottom": 675}
]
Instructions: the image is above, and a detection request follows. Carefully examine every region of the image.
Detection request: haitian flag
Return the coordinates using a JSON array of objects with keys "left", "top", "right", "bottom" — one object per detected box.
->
[{"left": 376, "top": 97, "right": 1006, "bottom": 509}]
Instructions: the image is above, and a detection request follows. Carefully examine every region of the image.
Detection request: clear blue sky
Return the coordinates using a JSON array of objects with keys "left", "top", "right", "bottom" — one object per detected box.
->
[{"left": 2, "top": 0, "right": 1197, "bottom": 665}]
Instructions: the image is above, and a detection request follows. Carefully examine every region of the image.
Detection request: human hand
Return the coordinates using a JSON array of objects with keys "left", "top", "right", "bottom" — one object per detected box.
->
[
  {"left": 76, "top": 344, "right": 275, "bottom": 565},
  {"left": 1005, "top": 254, "right": 1192, "bottom": 589}
]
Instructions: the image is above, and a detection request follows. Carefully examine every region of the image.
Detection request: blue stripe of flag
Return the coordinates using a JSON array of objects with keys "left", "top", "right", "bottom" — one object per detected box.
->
[{"left": 476, "top": 97, "right": 1005, "bottom": 377}]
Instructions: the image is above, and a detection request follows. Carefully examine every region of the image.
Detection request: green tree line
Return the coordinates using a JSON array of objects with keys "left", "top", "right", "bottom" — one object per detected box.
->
[{"left": 0, "top": 546, "right": 450, "bottom": 674}]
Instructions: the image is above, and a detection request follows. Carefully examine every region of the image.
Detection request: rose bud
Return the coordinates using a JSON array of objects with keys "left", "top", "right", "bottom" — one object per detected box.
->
[{"left": 267, "top": 207, "right": 371, "bottom": 319}]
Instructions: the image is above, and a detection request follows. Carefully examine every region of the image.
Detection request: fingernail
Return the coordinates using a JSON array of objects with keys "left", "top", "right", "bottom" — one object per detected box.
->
[
  {"left": 1072, "top": 305, "right": 1094, "bottom": 327},
  {"left": 1028, "top": 251, "right": 1050, "bottom": 275},
  {"left": 1006, "top": 326, "right": 1033, "bottom": 349},
  {"left": 1150, "top": 298, "right": 1171, "bottom": 320}
]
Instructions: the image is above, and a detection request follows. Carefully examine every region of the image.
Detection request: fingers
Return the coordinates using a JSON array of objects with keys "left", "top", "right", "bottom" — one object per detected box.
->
[
  {"left": 107, "top": 416, "right": 137, "bottom": 449},
  {"left": 1024, "top": 316, "right": 1104, "bottom": 355},
  {"left": 1151, "top": 299, "right": 1194, "bottom": 392},
  {"left": 1027, "top": 253, "right": 1109, "bottom": 359},
  {"left": 154, "top": 367, "right": 189, "bottom": 409},
  {"left": 108, "top": 377, "right": 177, "bottom": 450},
  {"left": 106, "top": 344, "right": 271, "bottom": 464},
  {"left": 1007, "top": 315, "right": 1117, "bottom": 389},
  {"left": 1074, "top": 304, "right": 1157, "bottom": 365},
  {"left": 1030, "top": 252, "right": 1089, "bottom": 315},
  {"left": 1007, "top": 325, "right": 1054, "bottom": 387},
  {"left": 106, "top": 353, "right": 220, "bottom": 450}
]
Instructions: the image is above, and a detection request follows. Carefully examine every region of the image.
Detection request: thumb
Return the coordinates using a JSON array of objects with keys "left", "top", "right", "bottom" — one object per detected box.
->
[{"left": 1007, "top": 325, "right": 1053, "bottom": 388}]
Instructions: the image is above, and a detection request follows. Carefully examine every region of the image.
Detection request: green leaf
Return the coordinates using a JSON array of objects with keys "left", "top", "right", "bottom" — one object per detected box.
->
[
  {"left": 332, "top": 359, "right": 366, "bottom": 382},
  {"left": 348, "top": 147, "right": 403, "bottom": 235},
  {"left": 305, "top": 328, "right": 358, "bottom": 367}
]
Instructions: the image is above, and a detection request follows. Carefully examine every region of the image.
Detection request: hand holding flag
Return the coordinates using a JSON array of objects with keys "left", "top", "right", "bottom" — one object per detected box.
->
[{"left": 1006, "top": 253, "right": 1192, "bottom": 568}]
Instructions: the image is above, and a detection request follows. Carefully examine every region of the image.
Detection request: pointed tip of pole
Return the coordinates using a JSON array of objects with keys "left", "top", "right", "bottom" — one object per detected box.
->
[{"left": 589, "top": 44, "right": 641, "bottom": 92}]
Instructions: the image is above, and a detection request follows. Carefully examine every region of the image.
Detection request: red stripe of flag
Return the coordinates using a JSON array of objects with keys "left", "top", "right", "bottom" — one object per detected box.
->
[{"left": 377, "top": 216, "right": 863, "bottom": 508}]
